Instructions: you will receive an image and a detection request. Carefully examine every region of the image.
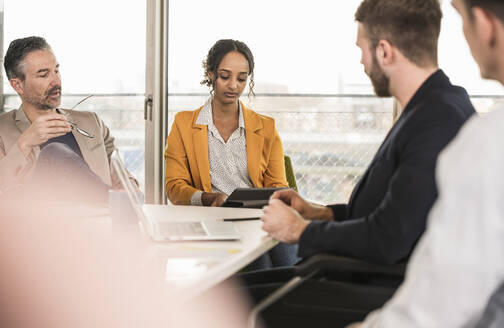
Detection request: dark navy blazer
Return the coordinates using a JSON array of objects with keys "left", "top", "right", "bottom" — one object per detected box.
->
[{"left": 298, "top": 70, "right": 476, "bottom": 264}]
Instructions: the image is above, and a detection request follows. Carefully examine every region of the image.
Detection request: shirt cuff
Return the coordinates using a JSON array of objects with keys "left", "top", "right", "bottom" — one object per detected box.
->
[
  {"left": 297, "top": 221, "right": 324, "bottom": 258},
  {"left": 327, "top": 203, "right": 348, "bottom": 221},
  {"left": 190, "top": 191, "right": 203, "bottom": 206}
]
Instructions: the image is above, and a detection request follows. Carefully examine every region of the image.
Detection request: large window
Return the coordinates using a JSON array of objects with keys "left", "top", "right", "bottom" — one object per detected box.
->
[
  {"left": 167, "top": 1, "right": 391, "bottom": 204},
  {"left": 2, "top": 1, "right": 502, "bottom": 203},
  {"left": 166, "top": 0, "right": 504, "bottom": 204},
  {"left": 439, "top": 0, "right": 504, "bottom": 113},
  {"left": 1, "top": 0, "right": 146, "bottom": 190}
]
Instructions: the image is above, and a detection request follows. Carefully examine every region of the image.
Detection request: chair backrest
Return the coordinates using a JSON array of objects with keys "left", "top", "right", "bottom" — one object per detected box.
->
[{"left": 284, "top": 155, "right": 298, "bottom": 192}]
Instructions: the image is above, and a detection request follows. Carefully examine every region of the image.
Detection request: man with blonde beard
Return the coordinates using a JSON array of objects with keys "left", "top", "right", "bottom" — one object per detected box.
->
[{"left": 349, "top": 0, "right": 504, "bottom": 326}]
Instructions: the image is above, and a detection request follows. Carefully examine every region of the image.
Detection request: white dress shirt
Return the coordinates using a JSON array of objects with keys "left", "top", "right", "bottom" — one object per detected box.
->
[
  {"left": 362, "top": 108, "right": 504, "bottom": 327},
  {"left": 190, "top": 98, "right": 253, "bottom": 205}
]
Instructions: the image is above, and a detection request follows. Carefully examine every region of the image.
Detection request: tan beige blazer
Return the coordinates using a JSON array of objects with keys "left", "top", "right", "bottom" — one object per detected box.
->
[{"left": 0, "top": 107, "right": 135, "bottom": 192}]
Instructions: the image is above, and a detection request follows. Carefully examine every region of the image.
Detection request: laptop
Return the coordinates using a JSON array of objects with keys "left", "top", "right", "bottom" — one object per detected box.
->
[{"left": 110, "top": 150, "right": 241, "bottom": 241}]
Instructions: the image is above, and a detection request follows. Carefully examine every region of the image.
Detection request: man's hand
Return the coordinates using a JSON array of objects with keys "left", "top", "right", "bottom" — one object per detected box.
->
[
  {"left": 270, "top": 189, "right": 334, "bottom": 221},
  {"left": 201, "top": 192, "right": 227, "bottom": 207},
  {"left": 17, "top": 113, "right": 71, "bottom": 157},
  {"left": 261, "top": 199, "right": 310, "bottom": 244}
]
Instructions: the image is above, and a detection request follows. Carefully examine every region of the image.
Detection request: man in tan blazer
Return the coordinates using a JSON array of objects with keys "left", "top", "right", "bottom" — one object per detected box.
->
[{"left": 0, "top": 36, "right": 136, "bottom": 200}]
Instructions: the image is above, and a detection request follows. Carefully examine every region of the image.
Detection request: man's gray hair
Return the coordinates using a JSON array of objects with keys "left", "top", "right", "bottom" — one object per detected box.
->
[{"left": 4, "top": 36, "right": 52, "bottom": 80}]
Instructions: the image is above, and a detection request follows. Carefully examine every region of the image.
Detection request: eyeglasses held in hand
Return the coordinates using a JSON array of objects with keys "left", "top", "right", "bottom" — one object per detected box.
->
[{"left": 56, "top": 95, "right": 95, "bottom": 138}]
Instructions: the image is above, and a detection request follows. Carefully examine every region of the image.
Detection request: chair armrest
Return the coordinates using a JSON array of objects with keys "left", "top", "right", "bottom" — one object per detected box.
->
[
  {"left": 247, "top": 254, "right": 405, "bottom": 328},
  {"left": 294, "top": 254, "right": 406, "bottom": 277}
]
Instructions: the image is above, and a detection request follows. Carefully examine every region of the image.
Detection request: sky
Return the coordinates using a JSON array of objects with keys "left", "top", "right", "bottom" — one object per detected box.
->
[
  {"left": 168, "top": 0, "right": 503, "bottom": 95},
  {"left": 2, "top": 0, "right": 146, "bottom": 94},
  {"left": 2, "top": 0, "right": 503, "bottom": 96}
]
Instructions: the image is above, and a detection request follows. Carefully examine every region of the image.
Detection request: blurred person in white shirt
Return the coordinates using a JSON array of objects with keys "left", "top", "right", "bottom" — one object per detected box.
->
[{"left": 0, "top": 193, "right": 254, "bottom": 328}]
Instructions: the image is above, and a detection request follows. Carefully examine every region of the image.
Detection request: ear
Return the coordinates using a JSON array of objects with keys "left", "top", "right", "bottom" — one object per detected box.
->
[
  {"left": 472, "top": 7, "right": 497, "bottom": 47},
  {"left": 9, "top": 78, "right": 24, "bottom": 96},
  {"left": 375, "top": 39, "right": 394, "bottom": 67}
]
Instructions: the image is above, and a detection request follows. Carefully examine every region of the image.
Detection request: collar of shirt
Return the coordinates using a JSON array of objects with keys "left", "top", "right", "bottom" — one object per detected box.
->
[
  {"left": 401, "top": 69, "right": 448, "bottom": 115},
  {"left": 196, "top": 97, "right": 245, "bottom": 140}
]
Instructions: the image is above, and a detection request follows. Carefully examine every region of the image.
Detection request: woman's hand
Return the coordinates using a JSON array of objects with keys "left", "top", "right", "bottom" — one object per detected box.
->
[{"left": 201, "top": 192, "right": 228, "bottom": 207}]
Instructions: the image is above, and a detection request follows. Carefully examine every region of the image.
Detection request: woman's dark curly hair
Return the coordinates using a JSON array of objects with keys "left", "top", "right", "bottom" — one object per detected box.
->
[{"left": 201, "top": 39, "right": 255, "bottom": 98}]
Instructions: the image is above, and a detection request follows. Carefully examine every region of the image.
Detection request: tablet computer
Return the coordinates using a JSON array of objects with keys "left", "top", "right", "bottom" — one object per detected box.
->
[{"left": 221, "top": 187, "right": 289, "bottom": 208}]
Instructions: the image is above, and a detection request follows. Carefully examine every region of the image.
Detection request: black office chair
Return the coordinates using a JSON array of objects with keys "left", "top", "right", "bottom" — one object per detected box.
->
[{"left": 247, "top": 254, "right": 406, "bottom": 328}]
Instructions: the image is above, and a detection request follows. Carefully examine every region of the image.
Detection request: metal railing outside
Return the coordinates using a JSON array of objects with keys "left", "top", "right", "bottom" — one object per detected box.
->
[
  {"left": 3, "top": 93, "right": 503, "bottom": 204},
  {"left": 168, "top": 94, "right": 394, "bottom": 204},
  {"left": 167, "top": 93, "right": 504, "bottom": 204},
  {"left": 2, "top": 93, "right": 146, "bottom": 191}
]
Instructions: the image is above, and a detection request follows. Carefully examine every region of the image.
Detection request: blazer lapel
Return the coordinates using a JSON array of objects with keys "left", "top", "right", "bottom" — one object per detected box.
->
[
  {"left": 71, "top": 127, "right": 93, "bottom": 165},
  {"left": 347, "top": 136, "right": 389, "bottom": 208},
  {"left": 63, "top": 110, "right": 90, "bottom": 159},
  {"left": 347, "top": 115, "right": 404, "bottom": 209},
  {"left": 64, "top": 110, "right": 108, "bottom": 183},
  {"left": 14, "top": 108, "right": 40, "bottom": 158},
  {"left": 193, "top": 123, "right": 212, "bottom": 192},
  {"left": 243, "top": 105, "right": 264, "bottom": 186},
  {"left": 347, "top": 167, "right": 369, "bottom": 208}
]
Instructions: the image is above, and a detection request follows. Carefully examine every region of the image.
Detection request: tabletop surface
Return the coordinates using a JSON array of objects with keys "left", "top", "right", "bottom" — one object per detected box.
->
[{"left": 107, "top": 204, "right": 278, "bottom": 300}]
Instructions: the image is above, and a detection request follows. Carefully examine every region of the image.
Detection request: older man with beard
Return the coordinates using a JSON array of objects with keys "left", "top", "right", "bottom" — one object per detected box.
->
[{"left": 0, "top": 36, "right": 136, "bottom": 201}]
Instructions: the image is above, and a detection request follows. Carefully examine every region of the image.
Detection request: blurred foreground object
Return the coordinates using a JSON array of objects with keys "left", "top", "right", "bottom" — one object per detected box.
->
[{"left": 0, "top": 192, "right": 253, "bottom": 328}]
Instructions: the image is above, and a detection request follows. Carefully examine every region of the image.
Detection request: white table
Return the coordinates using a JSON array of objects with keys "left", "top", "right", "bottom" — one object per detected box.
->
[
  {"left": 136, "top": 205, "right": 277, "bottom": 299},
  {"left": 71, "top": 203, "right": 276, "bottom": 299}
]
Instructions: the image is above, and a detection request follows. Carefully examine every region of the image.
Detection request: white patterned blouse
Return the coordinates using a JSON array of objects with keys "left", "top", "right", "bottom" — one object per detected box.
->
[{"left": 190, "top": 97, "right": 253, "bottom": 205}]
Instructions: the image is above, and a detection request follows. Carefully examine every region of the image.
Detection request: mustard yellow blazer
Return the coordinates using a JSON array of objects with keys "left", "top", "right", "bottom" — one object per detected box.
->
[{"left": 164, "top": 103, "right": 288, "bottom": 205}]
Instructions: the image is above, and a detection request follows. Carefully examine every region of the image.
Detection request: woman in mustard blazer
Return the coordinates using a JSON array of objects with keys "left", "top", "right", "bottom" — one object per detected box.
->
[{"left": 164, "top": 39, "right": 288, "bottom": 206}]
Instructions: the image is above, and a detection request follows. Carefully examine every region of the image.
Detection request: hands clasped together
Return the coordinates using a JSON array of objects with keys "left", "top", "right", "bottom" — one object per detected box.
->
[{"left": 260, "top": 189, "right": 333, "bottom": 244}]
